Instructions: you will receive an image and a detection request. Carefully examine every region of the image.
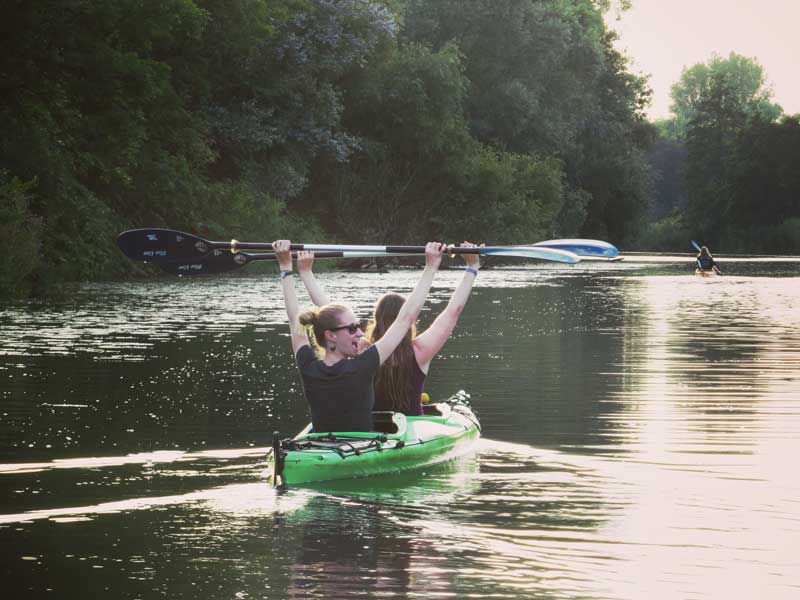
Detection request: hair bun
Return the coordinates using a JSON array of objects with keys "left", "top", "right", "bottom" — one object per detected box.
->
[{"left": 298, "top": 310, "right": 318, "bottom": 327}]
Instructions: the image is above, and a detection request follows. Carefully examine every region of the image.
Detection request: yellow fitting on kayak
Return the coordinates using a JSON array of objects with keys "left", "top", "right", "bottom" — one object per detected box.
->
[
  {"left": 230, "top": 239, "right": 239, "bottom": 254},
  {"left": 420, "top": 392, "right": 430, "bottom": 404}
]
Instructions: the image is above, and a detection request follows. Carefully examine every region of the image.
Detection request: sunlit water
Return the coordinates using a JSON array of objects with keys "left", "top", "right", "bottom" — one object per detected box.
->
[{"left": 2, "top": 257, "right": 800, "bottom": 599}]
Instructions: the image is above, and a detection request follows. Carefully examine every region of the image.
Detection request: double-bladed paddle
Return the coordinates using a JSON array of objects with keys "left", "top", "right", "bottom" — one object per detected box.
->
[{"left": 117, "top": 228, "right": 582, "bottom": 276}]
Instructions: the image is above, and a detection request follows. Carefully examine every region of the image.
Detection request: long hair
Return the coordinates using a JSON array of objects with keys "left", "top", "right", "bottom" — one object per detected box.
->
[
  {"left": 298, "top": 304, "right": 348, "bottom": 353},
  {"left": 366, "top": 292, "right": 417, "bottom": 412}
]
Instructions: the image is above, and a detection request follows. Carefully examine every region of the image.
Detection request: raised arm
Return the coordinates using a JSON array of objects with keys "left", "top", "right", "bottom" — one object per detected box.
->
[
  {"left": 373, "top": 242, "right": 445, "bottom": 365},
  {"left": 297, "top": 250, "right": 331, "bottom": 306},
  {"left": 274, "top": 240, "right": 309, "bottom": 355},
  {"left": 414, "top": 242, "right": 480, "bottom": 370}
]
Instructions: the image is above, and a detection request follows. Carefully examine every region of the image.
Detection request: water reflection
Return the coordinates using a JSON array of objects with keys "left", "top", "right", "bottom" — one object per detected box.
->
[{"left": 2, "top": 260, "right": 800, "bottom": 598}]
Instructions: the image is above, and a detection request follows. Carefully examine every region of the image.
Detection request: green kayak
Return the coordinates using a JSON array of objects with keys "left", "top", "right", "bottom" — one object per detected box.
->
[{"left": 266, "top": 396, "right": 481, "bottom": 486}]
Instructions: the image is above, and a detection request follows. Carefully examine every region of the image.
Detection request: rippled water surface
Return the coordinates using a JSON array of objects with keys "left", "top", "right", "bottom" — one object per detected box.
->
[{"left": 2, "top": 258, "right": 800, "bottom": 599}]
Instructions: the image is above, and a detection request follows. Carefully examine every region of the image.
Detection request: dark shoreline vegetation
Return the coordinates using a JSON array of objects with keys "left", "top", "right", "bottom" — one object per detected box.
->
[{"left": 2, "top": 1, "right": 799, "bottom": 298}]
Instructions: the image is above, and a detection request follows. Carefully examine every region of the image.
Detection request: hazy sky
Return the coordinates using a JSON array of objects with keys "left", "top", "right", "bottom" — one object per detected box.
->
[{"left": 608, "top": 1, "right": 800, "bottom": 120}]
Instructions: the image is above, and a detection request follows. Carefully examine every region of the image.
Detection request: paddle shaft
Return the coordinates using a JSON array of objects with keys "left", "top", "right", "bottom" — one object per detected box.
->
[
  {"left": 157, "top": 251, "right": 390, "bottom": 275},
  {"left": 233, "top": 242, "right": 490, "bottom": 255}
]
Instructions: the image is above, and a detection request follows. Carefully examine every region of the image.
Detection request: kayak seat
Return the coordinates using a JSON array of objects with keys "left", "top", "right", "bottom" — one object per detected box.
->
[
  {"left": 371, "top": 411, "right": 408, "bottom": 435},
  {"left": 422, "top": 403, "right": 451, "bottom": 420}
]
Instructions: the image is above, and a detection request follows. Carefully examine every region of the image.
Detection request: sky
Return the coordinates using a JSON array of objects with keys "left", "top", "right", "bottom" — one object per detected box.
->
[{"left": 607, "top": 1, "right": 800, "bottom": 120}]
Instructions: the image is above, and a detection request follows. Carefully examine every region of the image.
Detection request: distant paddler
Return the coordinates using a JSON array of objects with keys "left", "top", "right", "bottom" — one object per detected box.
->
[{"left": 692, "top": 241, "right": 722, "bottom": 276}]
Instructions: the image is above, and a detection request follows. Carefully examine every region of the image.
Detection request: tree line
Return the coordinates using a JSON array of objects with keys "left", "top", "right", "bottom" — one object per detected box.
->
[
  {"left": 0, "top": 0, "right": 652, "bottom": 296},
  {"left": 2, "top": 2, "right": 798, "bottom": 298},
  {"left": 643, "top": 52, "right": 800, "bottom": 254}
]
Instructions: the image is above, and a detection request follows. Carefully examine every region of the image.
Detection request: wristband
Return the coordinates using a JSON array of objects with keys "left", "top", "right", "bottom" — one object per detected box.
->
[
  {"left": 465, "top": 267, "right": 478, "bottom": 276},
  {"left": 280, "top": 270, "right": 293, "bottom": 279}
]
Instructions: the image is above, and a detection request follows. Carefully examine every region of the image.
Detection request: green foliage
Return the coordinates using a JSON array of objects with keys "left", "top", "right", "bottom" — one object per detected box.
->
[
  {"left": 402, "top": 0, "right": 654, "bottom": 245},
  {"left": 0, "top": 172, "right": 42, "bottom": 297},
  {"left": 679, "top": 53, "right": 783, "bottom": 240},
  {"left": 1, "top": 0, "right": 656, "bottom": 295},
  {"left": 441, "top": 147, "right": 566, "bottom": 244},
  {"left": 302, "top": 40, "right": 471, "bottom": 243},
  {"left": 555, "top": 189, "right": 591, "bottom": 239},
  {"left": 404, "top": 0, "right": 611, "bottom": 155},
  {"left": 708, "top": 218, "right": 800, "bottom": 255},
  {"left": 670, "top": 52, "right": 781, "bottom": 140},
  {"left": 634, "top": 210, "right": 690, "bottom": 252},
  {"left": 641, "top": 54, "right": 800, "bottom": 254},
  {"left": 653, "top": 118, "right": 682, "bottom": 143},
  {"left": 308, "top": 35, "right": 567, "bottom": 245},
  {"left": 763, "top": 217, "right": 800, "bottom": 254},
  {"left": 204, "top": 177, "right": 323, "bottom": 243},
  {"left": 646, "top": 136, "right": 688, "bottom": 219},
  {"left": 1, "top": 0, "right": 213, "bottom": 291},
  {"left": 728, "top": 116, "right": 800, "bottom": 228},
  {"left": 688, "top": 115, "right": 800, "bottom": 254}
]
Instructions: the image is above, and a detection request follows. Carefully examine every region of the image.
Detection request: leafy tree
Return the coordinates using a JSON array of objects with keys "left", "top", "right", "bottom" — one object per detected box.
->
[
  {"left": 441, "top": 146, "right": 565, "bottom": 244},
  {"left": 304, "top": 29, "right": 567, "bottom": 246},
  {"left": 729, "top": 116, "right": 800, "bottom": 231},
  {"left": 200, "top": 0, "right": 397, "bottom": 192},
  {"left": 670, "top": 52, "right": 781, "bottom": 140},
  {"left": 0, "top": 171, "right": 42, "bottom": 297},
  {"left": 0, "top": 0, "right": 659, "bottom": 294},
  {"left": 0, "top": 0, "right": 211, "bottom": 285},
  {"left": 646, "top": 137, "right": 687, "bottom": 220},
  {"left": 681, "top": 54, "right": 782, "bottom": 239},
  {"left": 566, "top": 30, "right": 655, "bottom": 243},
  {"left": 645, "top": 53, "right": 800, "bottom": 252},
  {"left": 400, "top": 0, "right": 653, "bottom": 243},
  {"left": 304, "top": 40, "right": 472, "bottom": 242}
]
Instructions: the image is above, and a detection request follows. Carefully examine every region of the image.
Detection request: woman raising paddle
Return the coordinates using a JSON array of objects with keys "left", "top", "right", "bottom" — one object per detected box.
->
[
  {"left": 297, "top": 242, "right": 481, "bottom": 416},
  {"left": 275, "top": 239, "right": 446, "bottom": 432}
]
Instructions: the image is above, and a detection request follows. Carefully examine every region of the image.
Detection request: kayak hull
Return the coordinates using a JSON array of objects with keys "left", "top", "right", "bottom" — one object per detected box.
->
[
  {"left": 695, "top": 268, "right": 717, "bottom": 277},
  {"left": 267, "top": 400, "right": 480, "bottom": 486}
]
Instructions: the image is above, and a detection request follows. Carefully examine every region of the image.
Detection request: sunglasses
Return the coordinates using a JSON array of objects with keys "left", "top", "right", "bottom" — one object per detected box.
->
[{"left": 329, "top": 321, "right": 364, "bottom": 335}]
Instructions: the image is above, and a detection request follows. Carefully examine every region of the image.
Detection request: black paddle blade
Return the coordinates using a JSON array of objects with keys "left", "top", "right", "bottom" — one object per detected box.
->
[
  {"left": 157, "top": 251, "right": 257, "bottom": 276},
  {"left": 117, "top": 228, "right": 218, "bottom": 261}
]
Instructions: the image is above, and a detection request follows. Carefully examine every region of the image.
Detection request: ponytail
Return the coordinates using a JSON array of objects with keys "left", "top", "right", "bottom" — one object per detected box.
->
[{"left": 299, "top": 304, "right": 348, "bottom": 350}]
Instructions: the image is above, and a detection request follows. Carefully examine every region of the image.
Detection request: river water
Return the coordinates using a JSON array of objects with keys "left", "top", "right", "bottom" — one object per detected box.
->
[{"left": 2, "top": 257, "right": 799, "bottom": 599}]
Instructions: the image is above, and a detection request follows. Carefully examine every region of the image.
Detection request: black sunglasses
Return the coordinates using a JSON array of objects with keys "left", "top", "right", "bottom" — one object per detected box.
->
[{"left": 329, "top": 322, "right": 363, "bottom": 335}]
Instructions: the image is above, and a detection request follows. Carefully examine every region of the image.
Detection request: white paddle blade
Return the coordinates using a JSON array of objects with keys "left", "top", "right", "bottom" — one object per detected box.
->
[
  {"left": 533, "top": 238, "right": 618, "bottom": 258},
  {"left": 481, "top": 246, "right": 580, "bottom": 264}
]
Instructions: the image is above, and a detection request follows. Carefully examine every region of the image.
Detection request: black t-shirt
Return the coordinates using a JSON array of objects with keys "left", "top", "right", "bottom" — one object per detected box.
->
[
  {"left": 697, "top": 255, "right": 716, "bottom": 270},
  {"left": 295, "top": 344, "right": 380, "bottom": 432}
]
